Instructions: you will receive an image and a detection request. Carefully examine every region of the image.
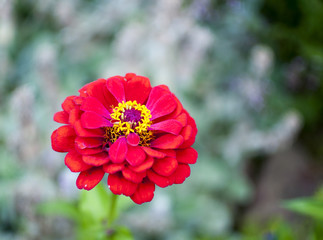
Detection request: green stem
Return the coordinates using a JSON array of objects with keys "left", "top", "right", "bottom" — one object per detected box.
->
[{"left": 108, "top": 194, "right": 118, "bottom": 227}]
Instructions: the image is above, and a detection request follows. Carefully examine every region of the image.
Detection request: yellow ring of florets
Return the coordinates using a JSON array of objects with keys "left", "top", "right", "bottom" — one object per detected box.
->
[
  {"left": 110, "top": 100, "right": 152, "bottom": 134},
  {"left": 105, "top": 100, "right": 154, "bottom": 146}
]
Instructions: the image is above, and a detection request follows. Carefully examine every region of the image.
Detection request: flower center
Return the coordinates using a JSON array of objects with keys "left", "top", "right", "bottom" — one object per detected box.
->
[
  {"left": 123, "top": 109, "right": 142, "bottom": 123},
  {"left": 104, "top": 101, "right": 154, "bottom": 146}
]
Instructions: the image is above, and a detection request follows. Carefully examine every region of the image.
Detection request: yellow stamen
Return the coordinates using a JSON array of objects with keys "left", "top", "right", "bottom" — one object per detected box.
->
[{"left": 105, "top": 100, "right": 154, "bottom": 146}]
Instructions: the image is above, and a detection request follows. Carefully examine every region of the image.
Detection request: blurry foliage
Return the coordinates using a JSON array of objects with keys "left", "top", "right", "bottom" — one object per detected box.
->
[
  {"left": 259, "top": 0, "right": 323, "bottom": 158},
  {"left": 260, "top": 0, "right": 323, "bottom": 63},
  {"left": 242, "top": 186, "right": 323, "bottom": 240},
  {"left": 284, "top": 186, "right": 323, "bottom": 222},
  {"left": 37, "top": 184, "right": 133, "bottom": 240},
  {"left": 0, "top": 0, "right": 322, "bottom": 239}
]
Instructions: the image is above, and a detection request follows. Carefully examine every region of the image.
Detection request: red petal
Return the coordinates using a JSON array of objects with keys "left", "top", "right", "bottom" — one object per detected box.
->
[
  {"left": 54, "top": 111, "right": 69, "bottom": 124},
  {"left": 179, "top": 125, "right": 196, "bottom": 148},
  {"left": 171, "top": 164, "right": 190, "bottom": 184},
  {"left": 186, "top": 111, "right": 197, "bottom": 127},
  {"left": 149, "top": 94, "right": 177, "bottom": 120},
  {"left": 82, "top": 152, "right": 110, "bottom": 166},
  {"left": 127, "top": 133, "right": 140, "bottom": 146},
  {"left": 175, "top": 112, "right": 187, "bottom": 126},
  {"left": 76, "top": 168, "right": 105, "bottom": 190},
  {"left": 79, "top": 79, "right": 118, "bottom": 110},
  {"left": 80, "top": 97, "right": 111, "bottom": 118},
  {"left": 108, "top": 173, "right": 137, "bottom": 196},
  {"left": 147, "top": 170, "right": 174, "bottom": 188},
  {"left": 146, "top": 86, "right": 170, "bottom": 108},
  {"left": 182, "top": 125, "right": 193, "bottom": 141},
  {"left": 103, "top": 163, "right": 125, "bottom": 174},
  {"left": 122, "top": 167, "right": 146, "bottom": 183},
  {"left": 68, "top": 107, "right": 82, "bottom": 125},
  {"left": 125, "top": 75, "right": 151, "bottom": 104},
  {"left": 126, "top": 146, "right": 146, "bottom": 166},
  {"left": 130, "top": 181, "right": 155, "bottom": 204},
  {"left": 152, "top": 157, "right": 178, "bottom": 176},
  {"left": 168, "top": 95, "right": 184, "bottom": 118},
  {"left": 64, "top": 150, "right": 92, "bottom": 172},
  {"left": 74, "top": 120, "right": 105, "bottom": 137},
  {"left": 62, "top": 96, "right": 76, "bottom": 113},
  {"left": 129, "top": 156, "right": 154, "bottom": 173},
  {"left": 75, "top": 137, "right": 103, "bottom": 149},
  {"left": 152, "top": 96, "right": 184, "bottom": 124},
  {"left": 125, "top": 73, "right": 136, "bottom": 81},
  {"left": 51, "top": 125, "right": 76, "bottom": 152},
  {"left": 151, "top": 134, "right": 183, "bottom": 149},
  {"left": 149, "top": 119, "right": 182, "bottom": 135},
  {"left": 180, "top": 112, "right": 198, "bottom": 148},
  {"left": 157, "top": 149, "right": 176, "bottom": 157},
  {"left": 109, "top": 137, "right": 127, "bottom": 163},
  {"left": 158, "top": 85, "right": 170, "bottom": 91},
  {"left": 74, "top": 96, "right": 83, "bottom": 105},
  {"left": 106, "top": 76, "right": 125, "bottom": 103},
  {"left": 176, "top": 147, "right": 198, "bottom": 164},
  {"left": 81, "top": 111, "right": 112, "bottom": 129},
  {"left": 142, "top": 147, "right": 166, "bottom": 158},
  {"left": 75, "top": 146, "right": 103, "bottom": 155}
]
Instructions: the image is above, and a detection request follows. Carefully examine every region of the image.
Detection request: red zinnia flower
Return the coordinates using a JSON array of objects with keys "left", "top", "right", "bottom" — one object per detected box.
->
[{"left": 51, "top": 73, "right": 198, "bottom": 204}]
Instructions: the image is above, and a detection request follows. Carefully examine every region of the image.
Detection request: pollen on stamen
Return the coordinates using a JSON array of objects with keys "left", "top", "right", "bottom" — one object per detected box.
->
[{"left": 107, "top": 100, "right": 154, "bottom": 146}]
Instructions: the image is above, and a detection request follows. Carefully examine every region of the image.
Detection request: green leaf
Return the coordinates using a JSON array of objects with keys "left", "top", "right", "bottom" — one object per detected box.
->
[
  {"left": 76, "top": 225, "right": 134, "bottom": 240},
  {"left": 77, "top": 224, "right": 107, "bottom": 240},
  {"left": 112, "top": 226, "right": 134, "bottom": 240},
  {"left": 269, "top": 220, "right": 295, "bottom": 240},
  {"left": 315, "top": 188, "right": 323, "bottom": 200},
  {"left": 79, "top": 183, "right": 111, "bottom": 223},
  {"left": 283, "top": 198, "right": 323, "bottom": 221}
]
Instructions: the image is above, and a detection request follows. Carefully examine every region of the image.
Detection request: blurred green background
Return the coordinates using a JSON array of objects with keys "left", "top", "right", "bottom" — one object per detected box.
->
[{"left": 1, "top": 0, "right": 323, "bottom": 239}]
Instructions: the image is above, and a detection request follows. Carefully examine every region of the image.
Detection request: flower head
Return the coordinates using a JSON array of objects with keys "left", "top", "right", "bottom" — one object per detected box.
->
[{"left": 51, "top": 73, "right": 198, "bottom": 204}]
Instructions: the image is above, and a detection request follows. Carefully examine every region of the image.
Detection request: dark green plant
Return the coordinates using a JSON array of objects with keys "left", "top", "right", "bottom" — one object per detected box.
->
[
  {"left": 242, "top": 186, "right": 323, "bottom": 240},
  {"left": 260, "top": 0, "right": 323, "bottom": 159}
]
